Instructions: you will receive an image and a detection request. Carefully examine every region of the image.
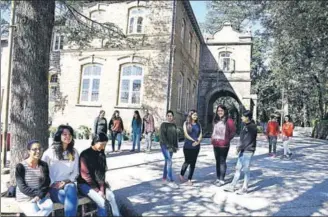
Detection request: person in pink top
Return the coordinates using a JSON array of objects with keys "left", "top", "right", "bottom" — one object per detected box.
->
[
  {"left": 211, "top": 105, "right": 236, "bottom": 186},
  {"left": 142, "top": 109, "right": 155, "bottom": 153}
]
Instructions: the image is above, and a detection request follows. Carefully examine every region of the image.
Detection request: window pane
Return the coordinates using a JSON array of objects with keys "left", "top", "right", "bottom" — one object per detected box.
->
[
  {"left": 81, "top": 79, "right": 90, "bottom": 101},
  {"left": 129, "top": 18, "right": 134, "bottom": 33},
  {"left": 122, "top": 66, "right": 132, "bottom": 76},
  {"left": 92, "top": 65, "right": 101, "bottom": 76},
  {"left": 54, "top": 36, "right": 60, "bottom": 50},
  {"left": 121, "top": 79, "right": 130, "bottom": 90},
  {"left": 131, "top": 92, "right": 140, "bottom": 104},
  {"left": 132, "top": 80, "right": 141, "bottom": 91},
  {"left": 137, "top": 17, "right": 143, "bottom": 33},
  {"left": 60, "top": 35, "right": 64, "bottom": 49},
  {"left": 120, "top": 92, "right": 129, "bottom": 103},
  {"left": 50, "top": 74, "right": 58, "bottom": 83},
  {"left": 83, "top": 66, "right": 92, "bottom": 76},
  {"left": 132, "top": 66, "right": 142, "bottom": 76}
]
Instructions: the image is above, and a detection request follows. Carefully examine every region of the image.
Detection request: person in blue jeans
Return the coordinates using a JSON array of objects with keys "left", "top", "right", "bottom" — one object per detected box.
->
[
  {"left": 78, "top": 133, "right": 121, "bottom": 217},
  {"left": 159, "top": 110, "right": 179, "bottom": 188},
  {"left": 42, "top": 125, "right": 79, "bottom": 216},
  {"left": 224, "top": 110, "right": 257, "bottom": 194},
  {"left": 131, "top": 110, "right": 142, "bottom": 152}
]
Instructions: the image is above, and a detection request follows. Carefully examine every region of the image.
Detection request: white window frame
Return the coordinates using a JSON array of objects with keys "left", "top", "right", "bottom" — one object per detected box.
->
[
  {"left": 79, "top": 64, "right": 102, "bottom": 103},
  {"left": 118, "top": 64, "right": 144, "bottom": 105},
  {"left": 177, "top": 72, "right": 183, "bottom": 111},
  {"left": 219, "top": 52, "right": 233, "bottom": 72},
  {"left": 185, "top": 79, "right": 190, "bottom": 112},
  {"left": 128, "top": 7, "right": 146, "bottom": 34},
  {"left": 181, "top": 19, "right": 185, "bottom": 43},
  {"left": 53, "top": 33, "right": 64, "bottom": 51}
]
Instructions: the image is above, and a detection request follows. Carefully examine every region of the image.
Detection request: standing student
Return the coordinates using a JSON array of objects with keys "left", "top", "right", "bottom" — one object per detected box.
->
[
  {"left": 281, "top": 115, "right": 294, "bottom": 159},
  {"left": 94, "top": 110, "right": 108, "bottom": 135},
  {"left": 42, "top": 125, "right": 79, "bottom": 217},
  {"left": 109, "top": 110, "right": 124, "bottom": 152},
  {"left": 211, "top": 105, "right": 236, "bottom": 186},
  {"left": 225, "top": 110, "right": 257, "bottom": 194},
  {"left": 15, "top": 140, "right": 53, "bottom": 216},
  {"left": 159, "top": 110, "right": 179, "bottom": 188},
  {"left": 78, "top": 133, "right": 121, "bottom": 217},
  {"left": 131, "top": 110, "right": 142, "bottom": 152},
  {"left": 142, "top": 109, "right": 155, "bottom": 152},
  {"left": 266, "top": 115, "right": 280, "bottom": 157},
  {"left": 179, "top": 110, "right": 202, "bottom": 186}
]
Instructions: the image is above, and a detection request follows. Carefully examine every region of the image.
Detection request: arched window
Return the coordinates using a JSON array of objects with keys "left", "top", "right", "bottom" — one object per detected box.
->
[
  {"left": 177, "top": 72, "right": 183, "bottom": 111},
  {"left": 219, "top": 51, "right": 233, "bottom": 71},
  {"left": 50, "top": 74, "right": 58, "bottom": 83},
  {"left": 80, "top": 64, "right": 102, "bottom": 102},
  {"left": 128, "top": 7, "right": 146, "bottom": 34},
  {"left": 181, "top": 19, "right": 185, "bottom": 43},
  {"left": 119, "top": 64, "right": 143, "bottom": 104}
]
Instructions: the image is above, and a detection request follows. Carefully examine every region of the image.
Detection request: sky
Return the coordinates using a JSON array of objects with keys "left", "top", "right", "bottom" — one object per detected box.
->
[{"left": 190, "top": 1, "right": 207, "bottom": 24}]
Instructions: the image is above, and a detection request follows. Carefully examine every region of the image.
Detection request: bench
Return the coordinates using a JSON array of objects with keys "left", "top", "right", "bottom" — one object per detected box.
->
[{"left": 1, "top": 196, "right": 97, "bottom": 217}]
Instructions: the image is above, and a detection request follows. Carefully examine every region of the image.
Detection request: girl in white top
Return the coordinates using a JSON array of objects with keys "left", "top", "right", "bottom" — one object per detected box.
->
[{"left": 42, "top": 125, "right": 79, "bottom": 217}]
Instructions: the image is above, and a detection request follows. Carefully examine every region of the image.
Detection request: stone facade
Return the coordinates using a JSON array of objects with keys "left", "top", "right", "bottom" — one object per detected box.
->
[{"left": 198, "top": 22, "right": 256, "bottom": 132}]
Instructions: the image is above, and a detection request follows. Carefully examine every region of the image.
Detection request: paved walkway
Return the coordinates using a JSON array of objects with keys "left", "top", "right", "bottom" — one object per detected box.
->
[
  {"left": 105, "top": 136, "right": 328, "bottom": 216},
  {"left": 2, "top": 136, "right": 328, "bottom": 216}
]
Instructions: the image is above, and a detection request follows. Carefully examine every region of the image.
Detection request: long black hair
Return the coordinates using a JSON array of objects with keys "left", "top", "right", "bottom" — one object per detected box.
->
[
  {"left": 133, "top": 110, "right": 142, "bottom": 125},
  {"left": 111, "top": 110, "right": 120, "bottom": 120},
  {"left": 213, "top": 104, "right": 229, "bottom": 124},
  {"left": 284, "top": 115, "right": 292, "bottom": 123},
  {"left": 91, "top": 133, "right": 108, "bottom": 177},
  {"left": 53, "top": 125, "right": 75, "bottom": 161}
]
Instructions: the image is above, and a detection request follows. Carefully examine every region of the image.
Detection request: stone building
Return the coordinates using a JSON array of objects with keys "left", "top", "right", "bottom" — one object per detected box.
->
[{"left": 48, "top": 1, "right": 203, "bottom": 132}]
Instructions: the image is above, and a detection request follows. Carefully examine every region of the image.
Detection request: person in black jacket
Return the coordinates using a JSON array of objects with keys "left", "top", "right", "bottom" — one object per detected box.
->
[
  {"left": 94, "top": 110, "right": 108, "bottom": 135},
  {"left": 224, "top": 110, "right": 257, "bottom": 194},
  {"left": 15, "top": 140, "right": 53, "bottom": 216}
]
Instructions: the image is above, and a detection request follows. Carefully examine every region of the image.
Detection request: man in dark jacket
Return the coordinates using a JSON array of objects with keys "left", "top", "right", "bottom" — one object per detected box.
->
[{"left": 224, "top": 110, "right": 257, "bottom": 194}]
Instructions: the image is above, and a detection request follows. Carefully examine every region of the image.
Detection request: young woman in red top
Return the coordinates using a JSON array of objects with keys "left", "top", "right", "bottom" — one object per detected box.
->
[
  {"left": 266, "top": 115, "right": 280, "bottom": 157},
  {"left": 211, "top": 105, "right": 236, "bottom": 186},
  {"left": 281, "top": 115, "right": 294, "bottom": 159}
]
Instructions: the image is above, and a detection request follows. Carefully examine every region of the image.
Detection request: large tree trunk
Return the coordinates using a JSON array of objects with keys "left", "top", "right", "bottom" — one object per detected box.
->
[{"left": 9, "top": 0, "right": 55, "bottom": 184}]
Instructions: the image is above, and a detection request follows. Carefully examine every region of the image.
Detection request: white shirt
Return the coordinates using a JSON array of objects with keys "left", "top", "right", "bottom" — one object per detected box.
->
[
  {"left": 41, "top": 146, "right": 79, "bottom": 185},
  {"left": 212, "top": 121, "right": 226, "bottom": 140}
]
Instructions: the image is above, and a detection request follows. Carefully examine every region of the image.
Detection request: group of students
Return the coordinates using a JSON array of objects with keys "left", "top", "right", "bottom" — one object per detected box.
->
[
  {"left": 94, "top": 109, "right": 155, "bottom": 153},
  {"left": 15, "top": 125, "right": 121, "bottom": 217},
  {"left": 158, "top": 105, "right": 258, "bottom": 194},
  {"left": 266, "top": 114, "right": 294, "bottom": 159}
]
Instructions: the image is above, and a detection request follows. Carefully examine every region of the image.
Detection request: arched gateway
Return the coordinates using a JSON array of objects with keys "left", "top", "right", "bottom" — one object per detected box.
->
[{"left": 198, "top": 22, "right": 257, "bottom": 135}]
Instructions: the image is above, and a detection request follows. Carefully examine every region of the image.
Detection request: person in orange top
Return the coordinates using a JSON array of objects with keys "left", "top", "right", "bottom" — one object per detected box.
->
[
  {"left": 281, "top": 115, "right": 294, "bottom": 159},
  {"left": 266, "top": 115, "right": 280, "bottom": 157}
]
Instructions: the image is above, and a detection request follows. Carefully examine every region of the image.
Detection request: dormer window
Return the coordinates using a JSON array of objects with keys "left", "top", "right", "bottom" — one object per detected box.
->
[
  {"left": 53, "top": 33, "right": 64, "bottom": 51},
  {"left": 219, "top": 52, "right": 234, "bottom": 72},
  {"left": 128, "top": 7, "right": 146, "bottom": 34}
]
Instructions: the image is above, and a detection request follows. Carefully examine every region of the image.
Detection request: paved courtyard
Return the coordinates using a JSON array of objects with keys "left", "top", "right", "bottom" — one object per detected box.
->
[{"left": 2, "top": 135, "right": 328, "bottom": 216}]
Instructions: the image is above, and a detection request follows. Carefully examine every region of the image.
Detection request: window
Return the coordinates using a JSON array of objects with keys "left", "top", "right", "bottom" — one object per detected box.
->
[
  {"left": 219, "top": 52, "right": 232, "bottom": 71},
  {"left": 128, "top": 7, "right": 146, "bottom": 34},
  {"left": 53, "top": 33, "right": 64, "bottom": 51},
  {"left": 181, "top": 19, "right": 185, "bottom": 43},
  {"left": 50, "top": 74, "right": 58, "bottom": 83},
  {"left": 194, "top": 43, "right": 198, "bottom": 62},
  {"left": 49, "top": 86, "right": 58, "bottom": 102},
  {"left": 189, "top": 33, "right": 193, "bottom": 54},
  {"left": 177, "top": 72, "right": 183, "bottom": 111},
  {"left": 185, "top": 79, "right": 190, "bottom": 112},
  {"left": 192, "top": 84, "right": 197, "bottom": 110},
  {"left": 79, "top": 64, "right": 102, "bottom": 102},
  {"left": 119, "top": 65, "right": 143, "bottom": 105},
  {"left": 90, "top": 10, "right": 106, "bottom": 28}
]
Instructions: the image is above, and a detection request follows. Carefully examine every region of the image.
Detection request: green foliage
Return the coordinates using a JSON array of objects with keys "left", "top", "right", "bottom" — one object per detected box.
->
[
  {"left": 48, "top": 126, "right": 57, "bottom": 138},
  {"left": 78, "top": 125, "right": 91, "bottom": 140}
]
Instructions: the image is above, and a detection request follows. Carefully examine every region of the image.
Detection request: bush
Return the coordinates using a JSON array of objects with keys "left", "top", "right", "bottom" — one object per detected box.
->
[
  {"left": 257, "top": 126, "right": 264, "bottom": 133},
  {"left": 312, "top": 120, "right": 328, "bottom": 139},
  {"left": 78, "top": 125, "right": 92, "bottom": 140}
]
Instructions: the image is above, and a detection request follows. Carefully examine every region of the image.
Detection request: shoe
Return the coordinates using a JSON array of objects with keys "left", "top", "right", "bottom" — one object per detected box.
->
[
  {"left": 167, "top": 181, "right": 179, "bottom": 189},
  {"left": 236, "top": 188, "right": 248, "bottom": 195},
  {"left": 214, "top": 179, "right": 225, "bottom": 187},
  {"left": 162, "top": 178, "right": 167, "bottom": 183},
  {"left": 271, "top": 154, "right": 277, "bottom": 158},
  {"left": 268, "top": 153, "right": 273, "bottom": 157},
  {"left": 187, "top": 180, "right": 193, "bottom": 186},
  {"left": 115, "top": 150, "right": 119, "bottom": 152},
  {"left": 130, "top": 150, "right": 135, "bottom": 152},
  {"left": 224, "top": 185, "right": 236, "bottom": 192},
  {"left": 280, "top": 155, "right": 287, "bottom": 159}
]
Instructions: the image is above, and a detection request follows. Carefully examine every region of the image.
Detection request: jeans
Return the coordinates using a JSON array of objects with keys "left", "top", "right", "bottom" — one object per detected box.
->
[
  {"left": 268, "top": 136, "right": 277, "bottom": 154},
  {"left": 78, "top": 184, "right": 121, "bottom": 217},
  {"left": 132, "top": 132, "right": 141, "bottom": 151},
  {"left": 283, "top": 137, "right": 292, "bottom": 155},
  {"left": 231, "top": 151, "right": 254, "bottom": 189},
  {"left": 145, "top": 132, "right": 153, "bottom": 151},
  {"left": 213, "top": 146, "right": 230, "bottom": 181},
  {"left": 49, "top": 183, "right": 78, "bottom": 217},
  {"left": 111, "top": 132, "right": 122, "bottom": 151},
  {"left": 18, "top": 196, "right": 53, "bottom": 216},
  {"left": 180, "top": 148, "right": 200, "bottom": 180},
  {"left": 161, "top": 145, "right": 174, "bottom": 181}
]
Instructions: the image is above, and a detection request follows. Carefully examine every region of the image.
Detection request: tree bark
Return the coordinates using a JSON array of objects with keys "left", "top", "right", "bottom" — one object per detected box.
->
[{"left": 9, "top": 0, "right": 55, "bottom": 184}]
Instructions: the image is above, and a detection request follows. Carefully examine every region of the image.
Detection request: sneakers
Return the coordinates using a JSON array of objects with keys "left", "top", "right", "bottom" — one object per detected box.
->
[
  {"left": 268, "top": 153, "right": 273, "bottom": 157},
  {"left": 236, "top": 188, "right": 248, "bottom": 195},
  {"left": 167, "top": 181, "right": 179, "bottom": 189},
  {"left": 224, "top": 185, "right": 236, "bottom": 192},
  {"left": 214, "top": 179, "right": 225, "bottom": 187}
]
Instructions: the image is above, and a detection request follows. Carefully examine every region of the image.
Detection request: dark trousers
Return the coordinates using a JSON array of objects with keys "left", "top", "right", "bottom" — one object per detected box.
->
[
  {"left": 268, "top": 136, "right": 277, "bottom": 154},
  {"left": 213, "top": 146, "right": 230, "bottom": 181},
  {"left": 180, "top": 148, "right": 200, "bottom": 180}
]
